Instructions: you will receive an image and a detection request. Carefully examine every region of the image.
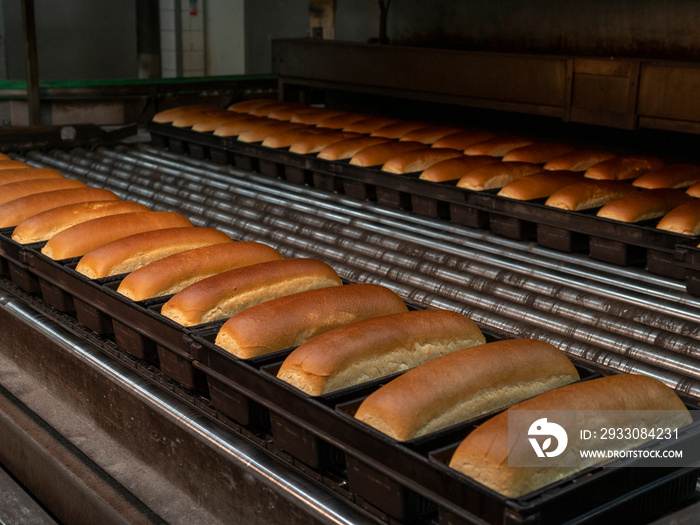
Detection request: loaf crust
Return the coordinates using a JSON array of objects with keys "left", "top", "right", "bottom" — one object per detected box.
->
[
  {"left": 399, "top": 126, "right": 463, "bottom": 145},
  {"left": 419, "top": 155, "right": 500, "bottom": 183},
  {"left": 448, "top": 374, "right": 692, "bottom": 498},
  {"left": 349, "top": 141, "right": 427, "bottom": 167},
  {"left": 316, "top": 136, "right": 390, "bottom": 161},
  {"left": 276, "top": 309, "right": 485, "bottom": 395},
  {"left": 116, "top": 241, "right": 283, "bottom": 301},
  {"left": 227, "top": 99, "right": 282, "bottom": 114},
  {"left": 75, "top": 226, "right": 231, "bottom": 279},
  {"left": 237, "top": 121, "right": 308, "bottom": 143},
  {"left": 215, "top": 283, "right": 409, "bottom": 358},
  {"left": 545, "top": 180, "right": 638, "bottom": 210},
  {"left": 370, "top": 122, "right": 433, "bottom": 139},
  {"left": 290, "top": 108, "right": 347, "bottom": 125},
  {"left": 41, "top": 211, "right": 193, "bottom": 260},
  {"left": 687, "top": 181, "right": 700, "bottom": 198},
  {"left": 355, "top": 339, "right": 579, "bottom": 441},
  {"left": 464, "top": 136, "right": 534, "bottom": 157},
  {"left": 596, "top": 189, "right": 693, "bottom": 223},
  {"left": 456, "top": 162, "right": 541, "bottom": 191},
  {"left": 212, "top": 115, "right": 271, "bottom": 137},
  {"left": 632, "top": 163, "right": 700, "bottom": 189},
  {"left": 0, "top": 178, "right": 86, "bottom": 206},
  {"left": 502, "top": 143, "right": 576, "bottom": 164},
  {"left": 584, "top": 155, "right": 665, "bottom": 180},
  {"left": 0, "top": 160, "right": 31, "bottom": 170},
  {"left": 543, "top": 150, "right": 616, "bottom": 171},
  {"left": 342, "top": 117, "right": 402, "bottom": 134},
  {"left": 430, "top": 130, "right": 497, "bottom": 150},
  {"left": 12, "top": 200, "right": 150, "bottom": 244},
  {"left": 261, "top": 127, "right": 326, "bottom": 149},
  {"left": 161, "top": 258, "right": 342, "bottom": 327},
  {"left": 0, "top": 168, "right": 64, "bottom": 184},
  {"left": 289, "top": 131, "right": 360, "bottom": 154},
  {"left": 0, "top": 187, "right": 120, "bottom": 228},
  {"left": 152, "top": 105, "right": 215, "bottom": 123},
  {"left": 497, "top": 171, "right": 584, "bottom": 200},
  {"left": 172, "top": 109, "right": 230, "bottom": 128},
  {"left": 315, "top": 113, "right": 370, "bottom": 130},
  {"left": 656, "top": 199, "right": 700, "bottom": 235},
  {"left": 381, "top": 148, "right": 463, "bottom": 174}
]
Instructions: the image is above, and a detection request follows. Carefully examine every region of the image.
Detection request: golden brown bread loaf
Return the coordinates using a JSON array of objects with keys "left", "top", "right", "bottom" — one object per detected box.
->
[
  {"left": 316, "top": 113, "right": 370, "bottom": 130},
  {"left": 190, "top": 112, "right": 246, "bottom": 132},
  {"left": 248, "top": 101, "right": 299, "bottom": 117},
  {"left": 237, "top": 121, "right": 308, "bottom": 143},
  {"left": 116, "top": 241, "right": 283, "bottom": 301},
  {"left": 448, "top": 374, "right": 692, "bottom": 498},
  {"left": 350, "top": 141, "right": 430, "bottom": 167},
  {"left": 152, "top": 105, "right": 216, "bottom": 123},
  {"left": 261, "top": 127, "right": 326, "bottom": 149},
  {"left": 290, "top": 108, "right": 347, "bottom": 125},
  {"left": 687, "top": 181, "right": 700, "bottom": 198},
  {"left": 419, "top": 155, "right": 500, "bottom": 183},
  {"left": 172, "top": 109, "right": 230, "bottom": 128},
  {"left": 0, "top": 187, "right": 120, "bottom": 228},
  {"left": 316, "top": 136, "right": 391, "bottom": 161},
  {"left": 0, "top": 178, "right": 86, "bottom": 206},
  {"left": 545, "top": 180, "right": 638, "bottom": 211},
  {"left": 0, "top": 160, "right": 32, "bottom": 170},
  {"left": 342, "top": 117, "right": 402, "bottom": 134},
  {"left": 265, "top": 104, "right": 318, "bottom": 121},
  {"left": 656, "top": 200, "right": 700, "bottom": 235},
  {"left": 215, "top": 283, "right": 409, "bottom": 359},
  {"left": 0, "top": 152, "right": 10, "bottom": 160},
  {"left": 227, "top": 99, "right": 281, "bottom": 113},
  {"left": 399, "top": 126, "right": 463, "bottom": 144},
  {"left": 596, "top": 189, "right": 693, "bottom": 223},
  {"left": 288, "top": 131, "right": 361, "bottom": 155},
  {"left": 75, "top": 227, "right": 231, "bottom": 279},
  {"left": 502, "top": 143, "right": 576, "bottom": 164},
  {"left": 456, "top": 162, "right": 542, "bottom": 191},
  {"left": 161, "top": 258, "right": 342, "bottom": 327},
  {"left": 543, "top": 149, "right": 616, "bottom": 171},
  {"left": 584, "top": 155, "right": 665, "bottom": 180},
  {"left": 276, "top": 309, "right": 486, "bottom": 395},
  {"left": 381, "top": 148, "right": 463, "bottom": 174},
  {"left": 212, "top": 115, "right": 271, "bottom": 137},
  {"left": 0, "top": 168, "right": 64, "bottom": 184},
  {"left": 355, "top": 339, "right": 580, "bottom": 441},
  {"left": 11, "top": 200, "right": 150, "bottom": 244},
  {"left": 632, "top": 164, "right": 700, "bottom": 189},
  {"left": 41, "top": 211, "right": 193, "bottom": 260},
  {"left": 497, "top": 171, "right": 584, "bottom": 200},
  {"left": 463, "top": 136, "right": 534, "bottom": 157},
  {"left": 370, "top": 122, "right": 432, "bottom": 139},
  {"left": 430, "top": 130, "right": 497, "bottom": 150}
]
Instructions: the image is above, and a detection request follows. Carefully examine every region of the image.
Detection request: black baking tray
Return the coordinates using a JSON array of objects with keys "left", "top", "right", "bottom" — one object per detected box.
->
[
  {"left": 0, "top": 229, "right": 42, "bottom": 294},
  {"left": 677, "top": 243, "right": 700, "bottom": 298}
]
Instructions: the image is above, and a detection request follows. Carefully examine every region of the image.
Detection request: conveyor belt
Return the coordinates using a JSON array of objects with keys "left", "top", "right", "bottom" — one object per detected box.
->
[{"left": 17, "top": 144, "right": 700, "bottom": 401}]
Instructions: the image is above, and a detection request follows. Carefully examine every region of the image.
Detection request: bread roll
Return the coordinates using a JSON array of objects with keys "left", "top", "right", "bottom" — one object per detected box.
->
[
  {"left": 288, "top": 132, "right": 361, "bottom": 155},
  {"left": 545, "top": 180, "right": 637, "bottom": 211},
  {"left": 152, "top": 105, "right": 215, "bottom": 123},
  {"left": 370, "top": 122, "right": 432, "bottom": 139},
  {"left": 172, "top": 109, "right": 229, "bottom": 128},
  {"left": 261, "top": 127, "right": 326, "bottom": 149},
  {"left": 448, "top": 374, "right": 692, "bottom": 498},
  {"left": 497, "top": 171, "right": 584, "bottom": 201},
  {"left": 399, "top": 126, "right": 463, "bottom": 145},
  {"left": 0, "top": 178, "right": 86, "bottom": 206},
  {"left": 596, "top": 189, "right": 693, "bottom": 223},
  {"left": 0, "top": 152, "right": 10, "bottom": 160},
  {"left": 277, "top": 309, "right": 486, "bottom": 395},
  {"left": 430, "top": 130, "right": 497, "bottom": 150},
  {"left": 464, "top": 136, "right": 534, "bottom": 157},
  {"left": 161, "top": 258, "right": 342, "bottom": 327},
  {"left": 687, "top": 181, "right": 700, "bottom": 198},
  {"left": 190, "top": 112, "right": 247, "bottom": 132},
  {"left": 342, "top": 117, "right": 402, "bottom": 134},
  {"left": 543, "top": 150, "right": 616, "bottom": 171},
  {"left": 316, "top": 113, "right": 372, "bottom": 130},
  {"left": 632, "top": 164, "right": 700, "bottom": 189},
  {"left": 248, "top": 101, "right": 299, "bottom": 117},
  {"left": 266, "top": 104, "right": 317, "bottom": 121},
  {"left": 41, "top": 211, "right": 193, "bottom": 260},
  {"left": 381, "top": 148, "right": 463, "bottom": 174},
  {"left": 656, "top": 200, "right": 700, "bottom": 235},
  {"left": 215, "top": 283, "right": 409, "bottom": 359},
  {"left": 0, "top": 160, "right": 31, "bottom": 170},
  {"left": 290, "top": 108, "right": 347, "bottom": 125},
  {"left": 212, "top": 115, "right": 271, "bottom": 137},
  {"left": 456, "top": 162, "right": 542, "bottom": 191},
  {"left": 227, "top": 99, "right": 280, "bottom": 114},
  {"left": 419, "top": 155, "right": 500, "bottom": 183},
  {"left": 12, "top": 200, "right": 150, "bottom": 244},
  {"left": 116, "top": 241, "right": 283, "bottom": 301},
  {"left": 502, "top": 143, "right": 576, "bottom": 164},
  {"left": 584, "top": 155, "right": 665, "bottom": 181},
  {"left": 355, "top": 339, "right": 579, "bottom": 441},
  {"left": 0, "top": 187, "right": 120, "bottom": 228},
  {"left": 316, "top": 136, "right": 391, "bottom": 161},
  {"left": 75, "top": 227, "right": 232, "bottom": 279},
  {"left": 349, "top": 141, "right": 427, "bottom": 167},
  {"left": 237, "top": 121, "right": 308, "bottom": 143},
  {"left": 0, "top": 168, "right": 64, "bottom": 184}
]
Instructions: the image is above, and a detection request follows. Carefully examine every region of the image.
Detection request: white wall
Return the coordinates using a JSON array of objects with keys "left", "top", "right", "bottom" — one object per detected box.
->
[{"left": 206, "top": 1, "right": 245, "bottom": 76}]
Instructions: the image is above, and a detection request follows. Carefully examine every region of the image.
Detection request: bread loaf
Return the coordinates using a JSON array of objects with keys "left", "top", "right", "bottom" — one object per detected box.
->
[
  {"left": 237, "top": 121, "right": 308, "bottom": 143},
  {"left": 0, "top": 168, "right": 64, "bottom": 184},
  {"left": 584, "top": 155, "right": 665, "bottom": 181},
  {"left": 687, "top": 181, "right": 700, "bottom": 198},
  {"left": 0, "top": 187, "right": 120, "bottom": 228},
  {"left": 497, "top": 171, "right": 584, "bottom": 200},
  {"left": 41, "top": 211, "right": 193, "bottom": 260},
  {"left": 288, "top": 132, "right": 361, "bottom": 155},
  {"left": 342, "top": 117, "right": 402, "bottom": 134},
  {"left": 448, "top": 374, "right": 692, "bottom": 498},
  {"left": 212, "top": 115, "right": 271, "bottom": 137},
  {"left": 656, "top": 200, "right": 700, "bottom": 235},
  {"left": 261, "top": 127, "right": 326, "bottom": 149},
  {"left": 12, "top": 200, "right": 150, "bottom": 244},
  {"left": 399, "top": 126, "right": 463, "bottom": 145},
  {"left": 349, "top": 141, "right": 428, "bottom": 167},
  {"left": 502, "top": 143, "right": 576, "bottom": 164},
  {"left": 152, "top": 105, "right": 215, "bottom": 123},
  {"left": 75, "top": 226, "right": 231, "bottom": 279},
  {"left": 0, "top": 153, "right": 10, "bottom": 160},
  {"left": 632, "top": 164, "right": 700, "bottom": 189},
  {"left": 0, "top": 160, "right": 31, "bottom": 170},
  {"left": 172, "top": 109, "right": 229, "bottom": 128},
  {"left": 370, "top": 122, "right": 432, "bottom": 140},
  {"left": 355, "top": 339, "right": 579, "bottom": 441},
  {"left": 161, "top": 258, "right": 342, "bottom": 327},
  {"left": 266, "top": 104, "right": 318, "bottom": 121},
  {"left": 456, "top": 162, "right": 542, "bottom": 191},
  {"left": 381, "top": 148, "right": 463, "bottom": 174},
  {"left": 276, "top": 309, "right": 486, "bottom": 395},
  {"left": 227, "top": 99, "right": 281, "bottom": 114},
  {"left": 190, "top": 113, "right": 245, "bottom": 132},
  {"left": 248, "top": 101, "right": 299, "bottom": 117},
  {"left": 429, "top": 130, "right": 497, "bottom": 151},
  {"left": 597, "top": 189, "right": 693, "bottom": 223},
  {"left": 316, "top": 113, "right": 370, "bottom": 130},
  {"left": 545, "top": 180, "right": 638, "bottom": 210},
  {"left": 316, "top": 136, "right": 391, "bottom": 161},
  {"left": 216, "top": 283, "right": 409, "bottom": 359},
  {"left": 419, "top": 155, "right": 500, "bottom": 183},
  {"left": 0, "top": 178, "right": 86, "bottom": 206},
  {"left": 116, "top": 241, "right": 283, "bottom": 301},
  {"left": 464, "top": 136, "right": 534, "bottom": 157},
  {"left": 543, "top": 150, "right": 616, "bottom": 171},
  {"left": 290, "top": 108, "right": 347, "bottom": 125}
]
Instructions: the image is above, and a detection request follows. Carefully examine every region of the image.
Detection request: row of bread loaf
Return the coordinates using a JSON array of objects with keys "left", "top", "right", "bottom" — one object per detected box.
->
[
  {"left": 1, "top": 155, "right": 692, "bottom": 501},
  {"left": 153, "top": 101, "right": 700, "bottom": 237}
]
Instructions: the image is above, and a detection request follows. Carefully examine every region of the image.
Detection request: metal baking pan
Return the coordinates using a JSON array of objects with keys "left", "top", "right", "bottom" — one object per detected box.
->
[{"left": 0, "top": 229, "right": 42, "bottom": 294}]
